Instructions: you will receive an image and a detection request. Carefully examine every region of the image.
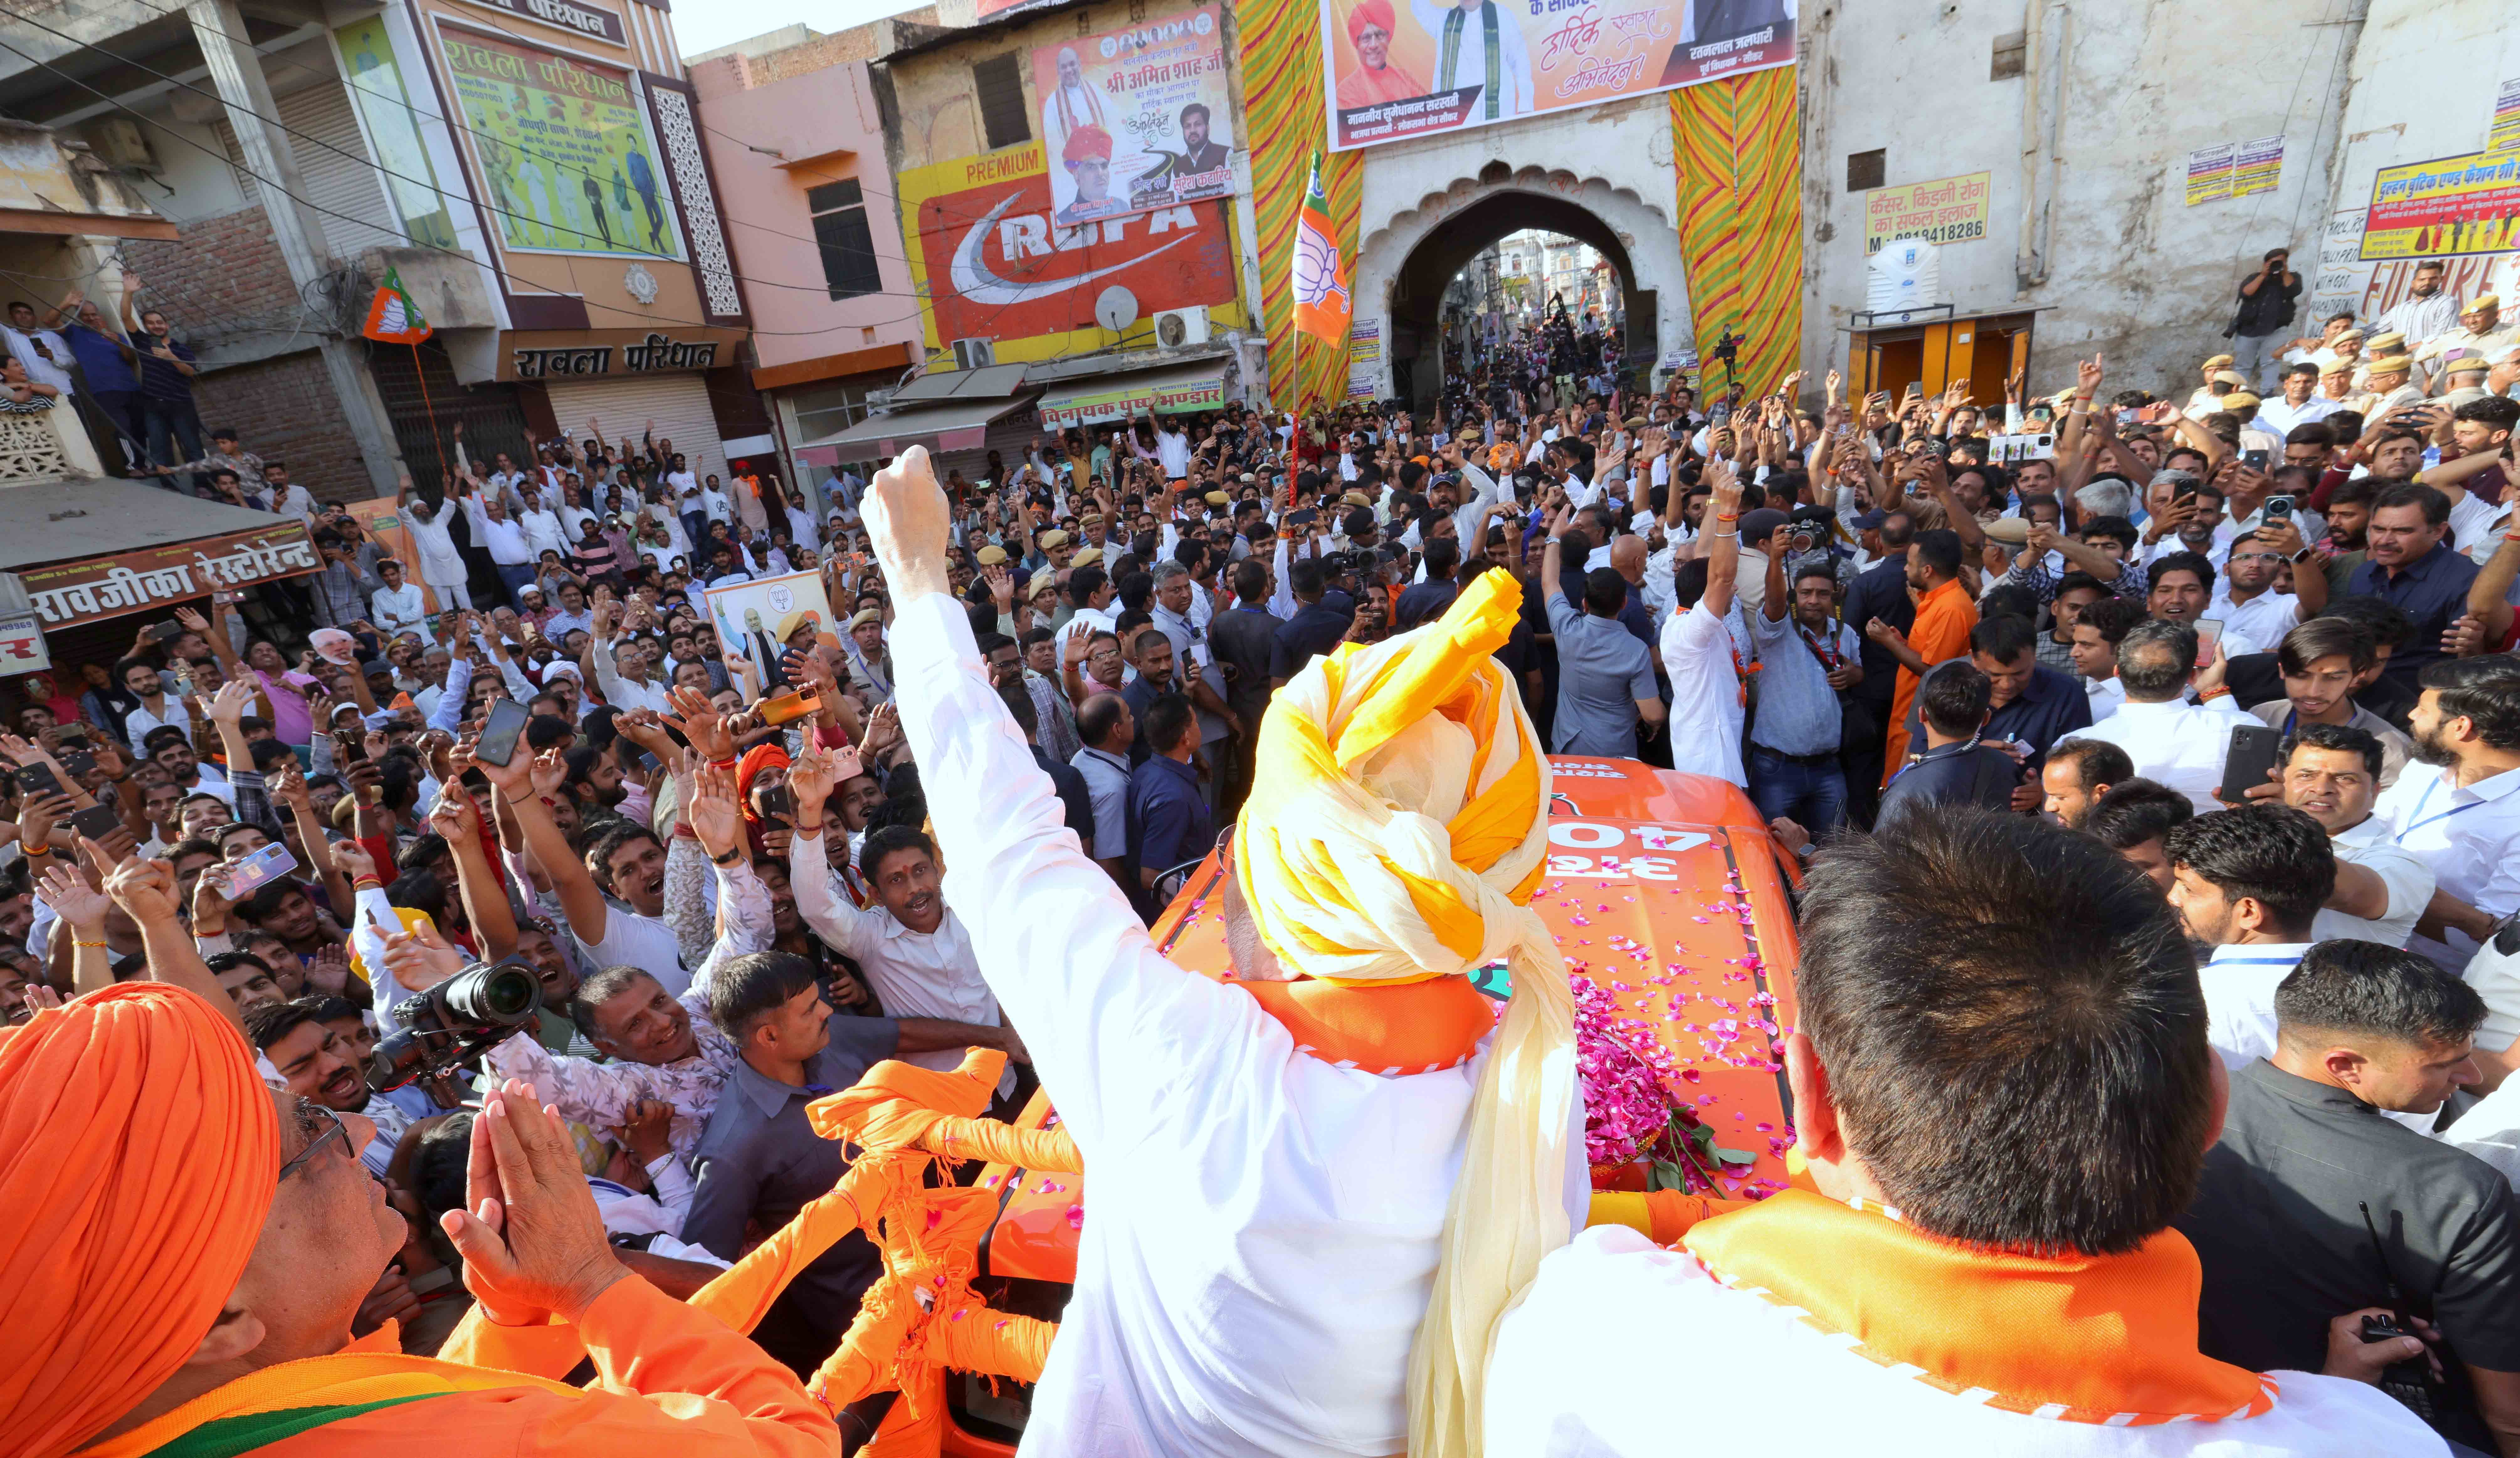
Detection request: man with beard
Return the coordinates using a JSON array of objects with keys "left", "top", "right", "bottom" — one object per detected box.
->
[
  {"left": 245, "top": 997, "right": 410, "bottom": 1176},
  {"left": 2374, "top": 257, "right": 2459, "bottom": 346},
  {"left": 2244, "top": 617, "right": 2414, "bottom": 788},
  {"left": 2261, "top": 723, "right": 2433, "bottom": 951},
  {"left": 2350, "top": 484, "right": 2479, "bottom": 697},
  {"left": 2377, "top": 655, "right": 2520, "bottom": 974}
]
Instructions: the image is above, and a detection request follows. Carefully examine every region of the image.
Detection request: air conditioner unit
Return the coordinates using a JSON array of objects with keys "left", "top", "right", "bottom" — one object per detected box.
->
[
  {"left": 951, "top": 337, "right": 995, "bottom": 369},
  {"left": 87, "top": 117, "right": 158, "bottom": 171},
  {"left": 1153, "top": 305, "right": 1210, "bottom": 348}
]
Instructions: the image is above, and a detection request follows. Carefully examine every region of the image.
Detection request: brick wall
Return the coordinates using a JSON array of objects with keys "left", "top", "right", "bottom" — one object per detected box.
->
[
  {"left": 187, "top": 350, "right": 368, "bottom": 502},
  {"left": 735, "top": 8, "right": 935, "bottom": 87},
  {"left": 121, "top": 206, "right": 304, "bottom": 356}
]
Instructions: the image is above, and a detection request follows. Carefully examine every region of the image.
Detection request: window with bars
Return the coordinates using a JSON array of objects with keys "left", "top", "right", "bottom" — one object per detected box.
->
[
  {"left": 974, "top": 53, "right": 1030, "bottom": 150},
  {"left": 807, "top": 179, "right": 883, "bottom": 300}
]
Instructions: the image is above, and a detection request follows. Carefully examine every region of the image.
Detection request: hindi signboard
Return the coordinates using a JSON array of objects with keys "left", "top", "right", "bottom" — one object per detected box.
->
[
  {"left": 2493, "top": 77, "right": 2520, "bottom": 155},
  {"left": 1318, "top": 0, "right": 1792, "bottom": 153},
  {"left": 433, "top": 22, "right": 683, "bottom": 259},
  {"left": 2360, "top": 149, "right": 2520, "bottom": 261},
  {"left": 1861, "top": 171, "right": 1991, "bottom": 254},
  {"left": 1036, "top": 371, "right": 1228, "bottom": 429},
  {"left": 18, "top": 525, "right": 320, "bottom": 632},
  {"left": 1347, "top": 316, "right": 1382, "bottom": 400},
  {"left": 1032, "top": 7, "right": 1234, "bottom": 226}
]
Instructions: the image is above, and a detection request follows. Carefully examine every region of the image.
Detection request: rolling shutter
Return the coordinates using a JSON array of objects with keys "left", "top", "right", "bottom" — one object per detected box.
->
[{"left": 543, "top": 372, "right": 729, "bottom": 497}]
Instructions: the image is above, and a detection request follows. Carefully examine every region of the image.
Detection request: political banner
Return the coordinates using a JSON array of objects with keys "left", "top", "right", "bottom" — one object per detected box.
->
[
  {"left": 2360, "top": 149, "right": 2520, "bottom": 261},
  {"left": 2183, "top": 143, "right": 2235, "bottom": 207},
  {"left": 1033, "top": 6, "right": 1233, "bottom": 225},
  {"left": 897, "top": 144, "right": 1238, "bottom": 353},
  {"left": 1318, "top": 0, "right": 1793, "bottom": 153},
  {"left": 432, "top": 22, "right": 683, "bottom": 259},
  {"left": 1346, "top": 316, "right": 1381, "bottom": 399},
  {"left": 1861, "top": 171, "right": 1990, "bottom": 254}
]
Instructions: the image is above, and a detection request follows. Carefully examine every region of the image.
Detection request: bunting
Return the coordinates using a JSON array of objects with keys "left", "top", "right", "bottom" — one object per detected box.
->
[{"left": 1670, "top": 68, "right": 1804, "bottom": 396}]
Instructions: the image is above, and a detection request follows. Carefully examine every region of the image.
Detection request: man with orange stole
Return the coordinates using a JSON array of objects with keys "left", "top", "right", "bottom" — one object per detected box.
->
[
  {"left": 1484, "top": 812, "right": 2447, "bottom": 1455},
  {"left": 865, "top": 443, "right": 1580, "bottom": 1458}
]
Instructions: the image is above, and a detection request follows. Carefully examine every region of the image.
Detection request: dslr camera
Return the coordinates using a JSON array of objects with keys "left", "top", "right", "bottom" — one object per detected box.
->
[{"left": 369, "top": 959, "right": 544, "bottom": 1093}]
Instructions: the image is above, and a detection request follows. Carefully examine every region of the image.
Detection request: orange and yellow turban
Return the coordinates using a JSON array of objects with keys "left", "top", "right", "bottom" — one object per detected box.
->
[
  {"left": 1234, "top": 568, "right": 1574, "bottom": 1458},
  {"left": 0, "top": 985, "right": 280, "bottom": 1458}
]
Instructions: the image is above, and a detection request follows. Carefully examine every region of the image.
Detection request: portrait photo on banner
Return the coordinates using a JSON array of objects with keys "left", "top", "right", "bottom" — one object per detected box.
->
[
  {"left": 703, "top": 570, "right": 836, "bottom": 684},
  {"left": 1034, "top": 6, "right": 1234, "bottom": 226},
  {"left": 1317, "top": 0, "right": 1796, "bottom": 151}
]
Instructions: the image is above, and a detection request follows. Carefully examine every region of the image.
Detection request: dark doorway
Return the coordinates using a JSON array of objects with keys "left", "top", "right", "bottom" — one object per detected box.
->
[{"left": 1386, "top": 191, "right": 1648, "bottom": 414}]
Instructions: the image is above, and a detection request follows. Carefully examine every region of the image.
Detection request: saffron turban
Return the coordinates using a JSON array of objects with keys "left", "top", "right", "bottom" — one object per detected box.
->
[
  {"left": 0, "top": 985, "right": 280, "bottom": 1458},
  {"left": 1062, "top": 125, "right": 1113, "bottom": 164},
  {"left": 1233, "top": 568, "right": 1574, "bottom": 1458},
  {"left": 737, "top": 741, "right": 792, "bottom": 824},
  {"left": 1348, "top": 0, "right": 1397, "bottom": 43}
]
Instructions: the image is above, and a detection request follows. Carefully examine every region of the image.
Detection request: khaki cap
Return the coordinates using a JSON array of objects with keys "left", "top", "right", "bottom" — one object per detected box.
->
[
  {"left": 974, "top": 544, "right": 1007, "bottom": 566},
  {"left": 849, "top": 608, "right": 882, "bottom": 629},
  {"left": 1038, "top": 529, "right": 1071, "bottom": 548},
  {"left": 2365, "top": 354, "right": 2413, "bottom": 375},
  {"left": 2217, "top": 392, "right": 2262, "bottom": 410},
  {"left": 1071, "top": 546, "right": 1103, "bottom": 567},
  {"left": 2200, "top": 353, "right": 2235, "bottom": 370}
]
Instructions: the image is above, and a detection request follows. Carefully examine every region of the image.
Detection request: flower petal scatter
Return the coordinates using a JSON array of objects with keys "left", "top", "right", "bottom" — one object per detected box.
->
[{"left": 1573, "top": 971, "right": 1672, "bottom": 1165}]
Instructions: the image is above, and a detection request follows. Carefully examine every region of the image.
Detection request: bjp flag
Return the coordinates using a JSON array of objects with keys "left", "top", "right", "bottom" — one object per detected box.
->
[
  {"left": 361, "top": 267, "right": 430, "bottom": 345},
  {"left": 1291, "top": 150, "right": 1352, "bottom": 344}
]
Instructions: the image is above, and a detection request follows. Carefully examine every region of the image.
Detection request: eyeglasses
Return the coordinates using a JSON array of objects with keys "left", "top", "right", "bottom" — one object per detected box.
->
[{"left": 277, "top": 1099, "right": 348, "bottom": 1183}]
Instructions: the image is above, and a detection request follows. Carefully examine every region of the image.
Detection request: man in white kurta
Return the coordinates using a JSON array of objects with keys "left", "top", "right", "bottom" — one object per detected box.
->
[
  {"left": 870, "top": 446, "right": 1581, "bottom": 1457},
  {"left": 1407, "top": 0, "right": 1534, "bottom": 124}
]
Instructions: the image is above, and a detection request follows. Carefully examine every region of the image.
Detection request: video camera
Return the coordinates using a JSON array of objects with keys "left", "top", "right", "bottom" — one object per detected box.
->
[{"left": 368, "top": 959, "right": 544, "bottom": 1093}]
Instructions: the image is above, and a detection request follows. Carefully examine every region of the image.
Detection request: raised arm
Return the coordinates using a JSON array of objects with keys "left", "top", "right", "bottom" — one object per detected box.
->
[
  {"left": 1698, "top": 462, "right": 1744, "bottom": 619},
  {"left": 476, "top": 739, "right": 605, "bottom": 943},
  {"left": 99, "top": 843, "right": 241, "bottom": 1034},
  {"left": 34, "top": 858, "right": 115, "bottom": 997},
  {"left": 432, "top": 785, "right": 519, "bottom": 961}
]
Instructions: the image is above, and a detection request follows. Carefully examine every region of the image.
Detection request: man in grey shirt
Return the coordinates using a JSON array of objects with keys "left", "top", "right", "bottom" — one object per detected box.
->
[
  {"left": 687, "top": 949, "right": 904, "bottom": 1379},
  {"left": 1541, "top": 505, "right": 1665, "bottom": 756}
]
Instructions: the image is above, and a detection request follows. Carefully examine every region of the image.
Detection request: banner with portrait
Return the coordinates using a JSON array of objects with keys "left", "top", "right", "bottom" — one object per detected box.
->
[
  {"left": 1032, "top": 6, "right": 1233, "bottom": 225},
  {"left": 433, "top": 21, "right": 684, "bottom": 259},
  {"left": 702, "top": 570, "right": 836, "bottom": 685},
  {"left": 1318, "top": 0, "right": 1793, "bottom": 152},
  {"left": 2360, "top": 149, "right": 2520, "bottom": 261}
]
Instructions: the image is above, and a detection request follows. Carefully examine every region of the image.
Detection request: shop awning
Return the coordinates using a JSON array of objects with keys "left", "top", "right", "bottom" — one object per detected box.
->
[
  {"left": 1033, "top": 360, "right": 1229, "bottom": 430},
  {"left": 797, "top": 395, "right": 1034, "bottom": 464},
  {"left": 1, "top": 480, "right": 319, "bottom": 633}
]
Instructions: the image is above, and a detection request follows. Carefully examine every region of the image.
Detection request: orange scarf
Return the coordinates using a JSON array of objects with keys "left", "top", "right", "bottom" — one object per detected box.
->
[
  {"left": 1682, "top": 1190, "right": 2273, "bottom": 1426},
  {"left": 1233, "top": 972, "right": 1494, "bottom": 1074}
]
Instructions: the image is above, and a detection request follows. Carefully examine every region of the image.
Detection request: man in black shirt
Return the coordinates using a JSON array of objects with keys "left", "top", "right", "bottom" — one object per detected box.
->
[
  {"left": 1272, "top": 555, "right": 1352, "bottom": 688},
  {"left": 2177, "top": 940, "right": 2520, "bottom": 1450},
  {"left": 1838, "top": 511, "right": 1917, "bottom": 825},
  {"left": 1208, "top": 558, "right": 1279, "bottom": 741},
  {"left": 1876, "top": 661, "right": 2020, "bottom": 824}
]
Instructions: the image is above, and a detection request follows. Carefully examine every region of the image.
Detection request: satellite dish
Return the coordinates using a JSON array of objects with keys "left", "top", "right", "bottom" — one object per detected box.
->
[{"left": 1095, "top": 286, "right": 1139, "bottom": 334}]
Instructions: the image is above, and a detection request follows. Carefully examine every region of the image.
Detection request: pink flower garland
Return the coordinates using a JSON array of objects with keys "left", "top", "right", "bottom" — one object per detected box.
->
[{"left": 1574, "top": 972, "right": 1673, "bottom": 1166}]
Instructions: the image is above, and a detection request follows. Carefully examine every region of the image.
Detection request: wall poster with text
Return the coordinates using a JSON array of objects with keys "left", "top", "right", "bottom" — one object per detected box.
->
[
  {"left": 1032, "top": 6, "right": 1233, "bottom": 226},
  {"left": 433, "top": 21, "right": 684, "bottom": 259}
]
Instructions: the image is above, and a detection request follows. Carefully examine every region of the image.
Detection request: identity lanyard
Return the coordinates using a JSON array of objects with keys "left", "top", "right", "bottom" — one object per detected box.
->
[{"left": 2395, "top": 775, "right": 2492, "bottom": 843}]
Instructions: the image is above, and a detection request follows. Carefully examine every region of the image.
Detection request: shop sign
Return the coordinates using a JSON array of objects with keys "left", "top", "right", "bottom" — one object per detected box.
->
[
  {"left": 512, "top": 332, "right": 723, "bottom": 378},
  {"left": 1037, "top": 372, "right": 1226, "bottom": 428},
  {"left": 466, "top": 0, "right": 628, "bottom": 47},
  {"left": 0, "top": 612, "right": 47, "bottom": 671},
  {"left": 19, "top": 525, "right": 320, "bottom": 631}
]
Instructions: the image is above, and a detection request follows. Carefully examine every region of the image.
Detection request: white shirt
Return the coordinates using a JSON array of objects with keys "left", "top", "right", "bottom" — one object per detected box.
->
[
  {"left": 1490, "top": 1222, "right": 2444, "bottom": 1458},
  {"left": 2375, "top": 761, "right": 2520, "bottom": 971},
  {"left": 2060, "top": 696, "right": 2257, "bottom": 813},
  {"left": 517, "top": 504, "right": 568, "bottom": 559},
  {"left": 1071, "top": 746, "right": 1131, "bottom": 859},
  {"left": 2202, "top": 586, "right": 2296, "bottom": 658},
  {"left": 699, "top": 487, "right": 734, "bottom": 524},
  {"left": 2085, "top": 675, "right": 2127, "bottom": 722},
  {"left": 891, "top": 591, "right": 1582, "bottom": 1458},
  {"left": 123, "top": 697, "right": 190, "bottom": 749},
  {"left": 590, "top": 643, "right": 671, "bottom": 716},
  {"left": 370, "top": 582, "right": 432, "bottom": 643},
  {"left": 1153, "top": 427, "right": 1190, "bottom": 479},
  {"left": 1659, "top": 603, "right": 1746, "bottom": 787},
  {"left": 788, "top": 829, "right": 1005, "bottom": 1083},
  {"left": 403, "top": 505, "right": 468, "bottom": 582},
  {"left": 2313, "top": 814, "right": 2433, "bottom": 948},
  {"left": 2198, "top": 941, "right": 2311, "bottom": 1071},
  {"left": 460, "top": 496, "right": 533, "bottom": 565},
  {"left": 1, "top": 325, "right": 75, "bottom": 396},
  {"left": 2251, "top": 394, "right": 2340, "bottom": 438}
]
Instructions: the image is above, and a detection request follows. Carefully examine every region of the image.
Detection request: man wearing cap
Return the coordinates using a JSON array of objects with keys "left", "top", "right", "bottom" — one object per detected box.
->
[
  {"left": 2417, "top": 295, "right": 2516, "bottom": 373},
  {"left": 2354, "top": 353, "right": 2423, "bottom": 419},
  {"left": 2315, "top": 355, "right": 2358, "bottom": 405},
  {"left": 2374, "top": 258, "right": 2459, "bottom": 347},
  {"left": 2437, "top": 353, "right": 2496, "bottom": 410},
  {"left": 2225, "top": 247, "right": 2300, "bottom": 392},
  {"left": 1056, "top": 124, "right": 1122, "bottom": 225},
  {"left": 844, "top": 607, "right": 893, "bottom": 703},
  {"left": 863, "top": 441, "right": 1581, "bottom": 1458},
  {"left": 2185, "top": 354, "right": 2239, "bottom": 413}
]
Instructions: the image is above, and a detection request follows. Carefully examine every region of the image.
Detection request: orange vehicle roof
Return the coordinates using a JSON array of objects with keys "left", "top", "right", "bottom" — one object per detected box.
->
[{"left": 979, "top": 757, "right": 1804, "bottom": 1285}]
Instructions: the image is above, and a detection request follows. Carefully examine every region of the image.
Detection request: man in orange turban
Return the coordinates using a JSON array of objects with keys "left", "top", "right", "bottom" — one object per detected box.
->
[
  {"left": 1337, "top": 0, "right": 1428, "bottom": 108},
  {"left": 0, "top": 977, "right": 845, "bottom": 1458},
  {"left": 1055, "top": 124, "right": 1119, "bottom": 226}
]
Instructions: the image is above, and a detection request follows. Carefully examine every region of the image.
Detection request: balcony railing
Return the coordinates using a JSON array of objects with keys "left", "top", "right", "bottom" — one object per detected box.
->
[{"left": 0, "top": 404, "right": 104, "bottom": 484}]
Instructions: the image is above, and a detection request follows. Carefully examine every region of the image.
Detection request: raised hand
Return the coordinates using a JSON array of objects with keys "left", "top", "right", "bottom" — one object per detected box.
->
[
  {"left": 865, "top": 444, "right": 953, "bottom": 600},
  {"left": 2077, "top": 353, "right": 2104, "bottom": 396},
  {"left": 34, "top": 860, "right": 110, "bottom": 933},
  {"left": 661, "top": 684, "right": 734, "bottom": 763},
  {"left": 306, "top": 942, "right": 354, "bottom": 997},
  {"left": 331, "top": 837, "right": 379, "bottom": 885},
  {"left": 378, "top": 915, "right": 463, "bottom": 993},
  {"left": 788, "top": 740, "right": 837, "bottom": 821},
  {"left": 683, "top": 754, "right": 743, "bottom": 861},
  {"left": 101, "top": 848, "right": 183, "bottom": 925},
  {"left": 439, "top": 1079, "right": 629, "bottom": 1326},
  {"left": 207, "top": 678, "right": 255, "bottom": 726}
]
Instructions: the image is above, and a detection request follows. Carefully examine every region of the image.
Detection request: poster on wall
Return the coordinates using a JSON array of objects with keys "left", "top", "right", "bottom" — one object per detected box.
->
[
  {"left": 1346, "top": 316, "right": 1381, "bottom": 400},
  {"left": 2360, "top": 149, "right": 2520, "bottom": 260},
  {"left": 2182, "top": 142, "right": 2235, "bottom": 206},
  {"left": 2492, "top": 77, "right": 2520, "bottom": 155},
  {"left": 334, "top": 17, "right": 460, "bottom": 248},
  {"left": 2231, "top": 134, "right": 2284, "bottom": 197},
  {"left": 898, "top": 144, "right": 1238, "bottom": 350},
  {"left": 434, "top": 22, "right": 684, "bottom": 259},
  {"left": 2307, "top": 206, "right": 2370, "bottom": 322},
  {"left": 1861, "top": 171, "right": 1990, "bottom": 254},
  {"left": 1317, "top": 0, "right": 1794, "bottom": 153},
  {"left": 1033, "top": 7, "right": 1233, "bottom": 224}
]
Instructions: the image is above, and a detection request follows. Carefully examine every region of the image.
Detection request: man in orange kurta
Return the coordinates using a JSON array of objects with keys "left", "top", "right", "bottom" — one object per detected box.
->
[
  {"left": 1336, "top": 0, "right": 1428, "bottom": 108},
  {"left": 1874, "top": 529, "right": 1980, "bottom": 784},
  {"left": 1, "top": 984, "right": 843, "bottom": 1458}
]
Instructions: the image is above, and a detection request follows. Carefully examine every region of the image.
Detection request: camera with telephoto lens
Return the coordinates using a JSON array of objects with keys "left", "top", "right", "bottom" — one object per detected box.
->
[{"left": 368, "top": 960, "right": 543, "bottom": 1093}]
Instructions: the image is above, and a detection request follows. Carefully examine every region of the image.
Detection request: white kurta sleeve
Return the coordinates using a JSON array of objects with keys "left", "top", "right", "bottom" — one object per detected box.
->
[{"left": 890, "top": 590, "right": 1279, "bottom": 1158}]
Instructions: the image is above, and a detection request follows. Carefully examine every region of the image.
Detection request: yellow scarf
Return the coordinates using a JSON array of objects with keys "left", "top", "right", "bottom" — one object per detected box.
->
[{"left": 1234, "top": 569, "right": 1573, "bottom": 1458}]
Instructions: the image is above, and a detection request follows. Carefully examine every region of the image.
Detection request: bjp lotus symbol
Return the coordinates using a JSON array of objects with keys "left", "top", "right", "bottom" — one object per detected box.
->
[{"left": 1291, "top": 150, "right": 1353, "bottom": 341}]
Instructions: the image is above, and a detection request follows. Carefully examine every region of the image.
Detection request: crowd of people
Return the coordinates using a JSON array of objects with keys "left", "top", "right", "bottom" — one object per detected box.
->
[{"left": 12, "top": 263, "right": 2520, "bottom": 1457}]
